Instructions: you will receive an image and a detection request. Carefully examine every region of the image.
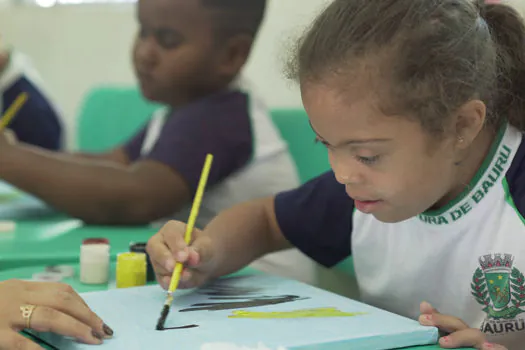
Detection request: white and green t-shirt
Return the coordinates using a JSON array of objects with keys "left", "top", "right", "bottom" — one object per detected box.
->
[{"left": 274, "top": 123, "right": 525, "bottom": 349}]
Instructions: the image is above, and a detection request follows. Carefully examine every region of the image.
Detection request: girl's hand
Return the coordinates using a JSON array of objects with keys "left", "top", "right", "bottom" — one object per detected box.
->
[
  {"left": 147, "top": 220, "right": 217, "bottom": 290},
  {"left": 418, "top": 301, "right": 507, "bottom": 350}
]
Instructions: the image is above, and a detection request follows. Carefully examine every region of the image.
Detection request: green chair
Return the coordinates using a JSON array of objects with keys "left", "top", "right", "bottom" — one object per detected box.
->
[
  {"left": 75, "top": 86, "right": 160, "bottom": 152},
  {"left": 270, "top": 108, "right": 330, "bottom": 184},
  {"left": 335, "top": 257, "right": 355, "bottom": 277},
  {"left": 270, "top": 109, "right": 355, "bottom": 278}
]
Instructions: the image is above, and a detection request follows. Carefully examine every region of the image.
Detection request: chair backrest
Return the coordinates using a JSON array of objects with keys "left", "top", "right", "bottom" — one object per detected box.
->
[
  {"left": 270, "top": 108, "right": 330, "bottom": 184},
  {"left": 270, "top": 109, "right": 355, "bottom": 277},
  {"left": 75, "top": 86, "right": 160, "bottom": 152},
  {"left": 334, "top": 257, "right": 356, "bottom": 277}
]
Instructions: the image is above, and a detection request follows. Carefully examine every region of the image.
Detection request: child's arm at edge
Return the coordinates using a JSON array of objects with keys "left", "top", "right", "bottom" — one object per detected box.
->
[
  {"left": 205, "top": 196, "right": 292, "bottom": 279},
  {"left": 0, "top": 142, "right": 190, "bottom": 225}
]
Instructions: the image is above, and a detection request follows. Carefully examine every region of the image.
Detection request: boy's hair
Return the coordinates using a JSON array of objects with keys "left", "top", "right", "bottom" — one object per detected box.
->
[
  {"left": 287, "top": 0, "right": 525, "bottom": 134},
  {"left": 201, "top": 0, "right": 267, "bottom": 41}
]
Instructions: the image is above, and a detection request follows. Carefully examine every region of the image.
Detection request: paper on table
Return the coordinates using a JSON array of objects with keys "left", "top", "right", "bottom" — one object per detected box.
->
[
  {"left": 0, "top": 181, "right": 21, "bottom": 202},
  {"left": 33, "top": 274, "right": 438, "bottom": 350}
]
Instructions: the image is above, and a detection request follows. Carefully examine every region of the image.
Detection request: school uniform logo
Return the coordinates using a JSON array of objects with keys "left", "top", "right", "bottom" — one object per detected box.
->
[{"left": 471, "top": 253, "right": 525, "bottom": 335}]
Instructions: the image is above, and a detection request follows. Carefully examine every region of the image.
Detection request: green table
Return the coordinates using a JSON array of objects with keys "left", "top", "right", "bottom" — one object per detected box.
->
[{"left": 0, "top": 218, "right": 157, "bottom": 270}]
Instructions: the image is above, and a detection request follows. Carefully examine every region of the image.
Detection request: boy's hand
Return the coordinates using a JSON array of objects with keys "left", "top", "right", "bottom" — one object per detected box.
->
[
  {"left": 418, "top": 301, "right": 507, "bottom": 349},
  {"left": 146, "top": 220, "right": 216, "bottom": 290}
]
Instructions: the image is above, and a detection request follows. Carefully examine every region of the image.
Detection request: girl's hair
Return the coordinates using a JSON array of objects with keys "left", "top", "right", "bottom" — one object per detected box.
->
[{"left": 288, "top": 0, "right": 525, "bottom": 134}]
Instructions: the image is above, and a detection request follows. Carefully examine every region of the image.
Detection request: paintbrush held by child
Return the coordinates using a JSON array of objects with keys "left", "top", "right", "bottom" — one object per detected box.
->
[{"left": 147, "top": 0, "right": 525, "bottom": 349}]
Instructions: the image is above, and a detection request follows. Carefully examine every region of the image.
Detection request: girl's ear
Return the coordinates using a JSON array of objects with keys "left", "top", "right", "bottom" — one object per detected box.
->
[{"left": 454, "top": 99, "right": 487, "bottom": 150}]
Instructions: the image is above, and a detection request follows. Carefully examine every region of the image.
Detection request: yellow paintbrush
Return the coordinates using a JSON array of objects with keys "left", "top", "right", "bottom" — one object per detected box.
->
[{"left": 156, "top": 153, "right": 214, "bottom": 330}]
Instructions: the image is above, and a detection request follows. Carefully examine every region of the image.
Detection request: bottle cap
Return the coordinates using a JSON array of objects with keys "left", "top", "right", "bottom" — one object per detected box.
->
[
  {"left": 45, "top": 265, "right": 75, "bottom": 278},
  {"left": 32, "top": 272, "right": 62, "bottom": 282}
]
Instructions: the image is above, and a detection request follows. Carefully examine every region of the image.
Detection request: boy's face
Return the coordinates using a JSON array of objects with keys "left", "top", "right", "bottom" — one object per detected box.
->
[
  {"left": 302, "top": 81, "right": 462, "bottom": 223},
  {"left": 133, "top": 0, "right": 219, "bottom": 106}
]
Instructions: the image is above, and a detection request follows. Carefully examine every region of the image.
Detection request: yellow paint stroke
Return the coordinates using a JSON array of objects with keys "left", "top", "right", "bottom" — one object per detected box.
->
[{"left": 228, "top": 307, "right": 367, "bottom": 319}]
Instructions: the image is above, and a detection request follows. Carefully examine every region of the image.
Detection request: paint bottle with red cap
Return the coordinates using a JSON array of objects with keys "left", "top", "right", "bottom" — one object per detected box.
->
[{"left": 80, "top": 238, "right": 110, "bottom": 284}]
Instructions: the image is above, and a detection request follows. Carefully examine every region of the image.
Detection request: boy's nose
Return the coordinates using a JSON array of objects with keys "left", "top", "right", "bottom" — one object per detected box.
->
[{"left": 135, "top": 40, "right": 159, "bottom": 70}]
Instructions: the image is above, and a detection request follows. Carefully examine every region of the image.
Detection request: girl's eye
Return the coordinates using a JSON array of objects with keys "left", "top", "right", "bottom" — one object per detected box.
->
[
  {"left": 357, "top": 155, "right": 380, "bottom": 165},
  {"left": 315, "top": 137, "right": 381, "bottom": 164}
]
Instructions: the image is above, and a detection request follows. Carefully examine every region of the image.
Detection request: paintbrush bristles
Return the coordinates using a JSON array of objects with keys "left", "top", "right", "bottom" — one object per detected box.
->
[
  {"left": 155, "top": 294, "right": 174, "bottom": 330},
  {"left": 156, "top": 305, "right": 171, "bottom": 330}
]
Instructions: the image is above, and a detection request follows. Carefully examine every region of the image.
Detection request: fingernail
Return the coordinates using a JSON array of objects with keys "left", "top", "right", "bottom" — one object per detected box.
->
[
  {"left": 483, "top": 342, "right": 494, "bottom": 349},
  {"left": 181, "top": 270, "right": 191, "bottom": 282},
  {"left": 421, "top": 301, "right": 432, "bottom": 308},
  {"left": 165, "top": 258, "right": 175, "bottom": 271},
  {"left": 162, "top": 276, "right": 171, "bottom": 289},
  {"left": 91, "top": 330, "right": 103, "bottom": 340},
  {"left": 425, "top": 314, "right": 432, "bottom": 321},
  {"left": 177, "top": 250, "right": 188, "bottom": 261},
  {"left": 103, "top": 324, "right": 114, "bottom": 337},
  {"left": 440, "top": 336, "right": 449, "bottom": 344}
]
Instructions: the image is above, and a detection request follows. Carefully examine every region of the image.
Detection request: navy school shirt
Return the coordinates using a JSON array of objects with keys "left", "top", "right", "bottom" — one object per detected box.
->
[
  {"left": 274, "top": 170, "right": 354, "bottom": 267},
  {"left": 0, "top": 51, "right": 62, "bottom": 150},
  {"left": 123, "top": 89, "right": 253, "bottom": 193}
]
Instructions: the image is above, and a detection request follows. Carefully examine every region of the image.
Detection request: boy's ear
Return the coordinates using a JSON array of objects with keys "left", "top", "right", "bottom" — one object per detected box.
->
[{"left": 216, "top": 34, "right": 253, "bottom": 77}]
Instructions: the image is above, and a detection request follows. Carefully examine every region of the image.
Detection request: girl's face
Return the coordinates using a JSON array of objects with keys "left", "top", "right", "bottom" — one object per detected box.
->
[{"left": 302, "top": 82, "right": 462, "bottom": 223}]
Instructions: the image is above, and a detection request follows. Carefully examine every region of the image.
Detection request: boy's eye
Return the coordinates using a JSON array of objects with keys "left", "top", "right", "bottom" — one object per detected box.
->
[
  {"left": 155, "top": 29, "right": 182, "bottom": 49},
  {"left": 138, "top": 26, "right": 149, "bottom": 38},
  {"left": 357, "top": 155, "right": 380, "bottom": 165}
]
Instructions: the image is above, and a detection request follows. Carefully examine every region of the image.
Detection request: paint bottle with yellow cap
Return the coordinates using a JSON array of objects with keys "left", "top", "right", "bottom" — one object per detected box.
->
[{"left": 116, "top": 252, "right": 147, "bottom": 289}]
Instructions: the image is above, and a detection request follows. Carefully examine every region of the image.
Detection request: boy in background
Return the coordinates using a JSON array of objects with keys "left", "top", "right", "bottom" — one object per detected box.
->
[{"left": 0, "top": 0, "right": 299, "bottom": 229}]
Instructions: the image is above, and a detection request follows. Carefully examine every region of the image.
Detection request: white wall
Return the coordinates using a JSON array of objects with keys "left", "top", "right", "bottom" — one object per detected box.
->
[
  {"left": 1, "top": 0, "right": 524, "bottom": 148},
  {"left": 0, "top": 0, "right": 330, "bottom": 148}
]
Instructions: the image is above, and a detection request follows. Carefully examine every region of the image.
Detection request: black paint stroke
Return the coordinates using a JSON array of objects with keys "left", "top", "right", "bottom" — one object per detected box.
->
[
  {"left": 179, "top": 295, "right": 308, "bottom": 312},
  {"left": 158, "top": 324, "right": 199, "bottom": 330},
  {"left": 22, "top": 330, "right": 59, "bottom": 350},
  {"left": 207, "top": 295, "right": 276, "bottom": 300},
  {"left": 198, "top": 276, "right": 262, "bottom": 297},
  {"left": 161, "top": 275, "right": 308, "bottom": 331}
]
